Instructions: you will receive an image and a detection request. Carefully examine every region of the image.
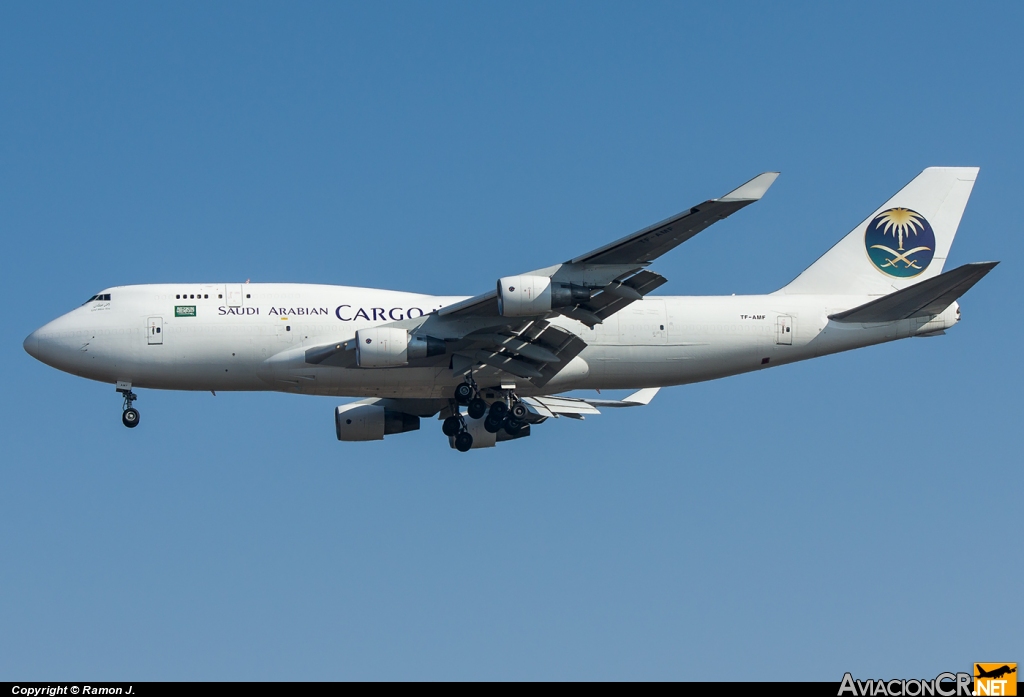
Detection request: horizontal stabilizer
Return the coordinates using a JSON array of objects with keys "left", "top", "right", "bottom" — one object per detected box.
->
[{"left": 829, "top": 262, "right": 998, "bottom": 323}]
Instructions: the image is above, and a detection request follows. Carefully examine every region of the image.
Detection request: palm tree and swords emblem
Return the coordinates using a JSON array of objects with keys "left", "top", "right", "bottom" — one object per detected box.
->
[{"left": 864, "top": 207, "right": 936, "bottom": 278}]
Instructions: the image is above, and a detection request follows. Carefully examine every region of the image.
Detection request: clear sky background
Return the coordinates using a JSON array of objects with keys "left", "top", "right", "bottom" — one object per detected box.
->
[{"left": 1, "top": 1, "right": 1020, "bottom": 681}]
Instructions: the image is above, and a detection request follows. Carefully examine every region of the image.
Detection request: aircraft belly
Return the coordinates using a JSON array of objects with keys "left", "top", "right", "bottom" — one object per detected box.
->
[
  {"left": 582, "top": 338, "right": 769, "bottom": 389},
  {"left": 263, "top": 362, "right": 447, "bottom": 399}
]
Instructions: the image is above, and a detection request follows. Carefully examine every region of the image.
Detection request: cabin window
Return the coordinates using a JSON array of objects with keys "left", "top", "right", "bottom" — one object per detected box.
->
[{"left": 176, "top": 295, "right": 180, "bottom": 299}]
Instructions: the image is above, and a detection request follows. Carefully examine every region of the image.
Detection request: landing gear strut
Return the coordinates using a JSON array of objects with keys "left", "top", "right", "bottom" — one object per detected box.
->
[{"left": 119, "top": 388, "right": 140, "bottom": 428}]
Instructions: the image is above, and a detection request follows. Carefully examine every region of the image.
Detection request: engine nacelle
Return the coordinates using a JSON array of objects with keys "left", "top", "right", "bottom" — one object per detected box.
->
[
  {"left": 335, "top": 403, "right": 420, "bottom": 441},
  {"left": 355, "top": 327, "right": 445, "bottom": 367},
  {"left": 497, "top": 276, "right": 592, "bottom": 317}
]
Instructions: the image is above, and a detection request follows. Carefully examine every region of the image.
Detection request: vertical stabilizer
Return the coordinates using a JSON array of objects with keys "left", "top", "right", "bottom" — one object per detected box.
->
[{"left": 779, "top": 167, "right": 978, "bottom": 295}]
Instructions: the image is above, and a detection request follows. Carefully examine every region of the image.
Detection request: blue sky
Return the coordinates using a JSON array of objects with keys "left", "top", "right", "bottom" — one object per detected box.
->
[{"left": 1, "top": 1, "right": 1020, "bottom": 680}]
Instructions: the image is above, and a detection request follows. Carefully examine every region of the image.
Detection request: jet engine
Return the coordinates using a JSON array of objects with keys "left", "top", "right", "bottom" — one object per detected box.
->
[
  {"left": 335, "top": 403, "right": 420, "bottom": 441},
  {"left": 496, "top": 276, "right": 592, "bottom": 317},
  {"left": 355, "top": 327, "right": 445, "bottom": 367}
]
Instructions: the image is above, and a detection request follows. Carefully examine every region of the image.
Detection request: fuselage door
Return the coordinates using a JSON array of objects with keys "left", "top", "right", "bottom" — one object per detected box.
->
[
  {"left": 225, "top": 284, "right": 244, "bottom": 307},
  {"left": 776, "top": 315, "right": 794, "bottom": 345},
  {"left": 147, "top": 316, "right": 164, "bottom": 345}
]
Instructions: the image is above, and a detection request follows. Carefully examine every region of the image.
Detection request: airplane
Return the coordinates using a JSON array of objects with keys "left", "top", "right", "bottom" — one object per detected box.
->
[
  {"left": 24, "top": 167, "right": 997, "bottom": 452},
  {"left": 976, "top": 665, "right": 1016, "bottom": 680}
]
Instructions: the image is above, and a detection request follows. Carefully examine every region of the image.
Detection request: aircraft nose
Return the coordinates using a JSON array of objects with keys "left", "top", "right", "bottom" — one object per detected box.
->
[
  {"left": 23, "top": 329, "right": 41, "bottom": 360},
  {"left": 24, "top": 319, "right": 72, "bottom": 369}
]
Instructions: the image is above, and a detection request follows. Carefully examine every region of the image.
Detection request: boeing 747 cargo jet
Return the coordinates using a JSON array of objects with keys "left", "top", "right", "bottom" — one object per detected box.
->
[{"left": 24, "top": 168, "right": 996, "bottom": 451}]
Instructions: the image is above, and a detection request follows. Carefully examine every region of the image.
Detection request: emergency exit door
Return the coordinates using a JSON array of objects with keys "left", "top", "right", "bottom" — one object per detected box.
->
[
  {"left": 225, "top": 284, "right": 244, "bottom": 307},
  {"left": 775, "top": 315, "right": 794, "bottom": 345},
  {"left": 147, "top": 317, "right": 164, "bottom": 345}
]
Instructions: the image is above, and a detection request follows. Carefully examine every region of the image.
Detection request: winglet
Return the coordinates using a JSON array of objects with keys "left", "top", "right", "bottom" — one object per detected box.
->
[
  {"left": 719, "top": 172, "right": 780, "bottom": 202},
  {"left": 623, "top": 387, "right": 660, "bottom": 405},
  {"left": 583, "top": 387, "right": 661, "bottom": 408}
]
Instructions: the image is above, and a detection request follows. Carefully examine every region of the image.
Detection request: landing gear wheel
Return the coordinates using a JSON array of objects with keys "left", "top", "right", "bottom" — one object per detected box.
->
[
  {"left": 488, "top": 401, "right": 509, "bottom": 420},
  {"left": 122, "top": 408, "right": 140, "bottom": 428},
  {"left": 442, "top": 415, "right": 462, "bottom": 437},
  {"left": 484, "top": 415, "right": 504, "bottom": 433},
  {"left": 119, "top": 388, "right": 140, "bottom": 429},
  {"left": 454, "top": 383, "right": 474, "bottom": 405},
  {"left": 510, "top": 402, "right": 528, "bottom": 421},
  {"left": 504, "top": 419, "right": 524, "bottom": 436},
  {"left": 454, "top": 432, "right": 474, "bottom": 452},
  {"left": 467, "top": 398, "right": 487, "bottom": 420}
]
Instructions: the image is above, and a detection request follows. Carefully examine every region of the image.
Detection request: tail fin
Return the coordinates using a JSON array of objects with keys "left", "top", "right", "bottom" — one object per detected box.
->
[{"left": 779, "top": 167, "right": 979, "bottom": 295}]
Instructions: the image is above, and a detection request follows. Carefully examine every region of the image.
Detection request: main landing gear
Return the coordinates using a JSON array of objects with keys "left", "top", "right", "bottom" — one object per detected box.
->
[
  {"left": 445, "top": 379, "right": 530, "bottom": 452},
  {"left": 442, "top": 413, "right": 475, "bottom": 452},
  {"left": 118, "top": 385, "right": 140, "bottom": 428}
]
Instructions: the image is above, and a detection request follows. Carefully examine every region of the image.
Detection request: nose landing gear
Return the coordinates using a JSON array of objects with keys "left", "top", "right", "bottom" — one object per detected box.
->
[{"left": 117, "top": 384, "right": 140, "bottom": 428}]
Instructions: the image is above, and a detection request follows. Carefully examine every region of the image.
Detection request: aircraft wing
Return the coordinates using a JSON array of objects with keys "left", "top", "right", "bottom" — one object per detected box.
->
[
  {"left": 568, "top": 172, "right": 779, "bottom": 265},
  {"left": 437, "top": 171, "right": 778, "bottom": 323},
  {"left": 359, "top": 388, "right": 662, "bottom": 422},
  {"left": 305, "top": 173, "right": 776, "bottom": 388},
  {"left": 523, "top": 388, "right": 661, "bottom": 419}
]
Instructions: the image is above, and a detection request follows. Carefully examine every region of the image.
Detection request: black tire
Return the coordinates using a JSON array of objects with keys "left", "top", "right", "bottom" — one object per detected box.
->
[
  {"left": 467, "top": 398, "right": 487, "bottom": 420},
  {"left": 510, "top": 402, "right": 528, "bottom": 420},
  {"left": 503, "top": 419, "right": 523, "bottom": 436},
  {"left": 442, "top": 415, "right": 462, "bottom": 437},
  {"left": 488, "top": 401, "right": 508, "bottom": 420},
  {"left": 455, "top": 432, "right": 473, "bottom": 452},
  {"left": 454, "top": 383, "right": 474, "bottom": 405},
  {"left": 483, "top": 416, "right": 504, "bottom": 433},
  {"left": 122, "top": 408, "right": 140, "bottom": 428}
]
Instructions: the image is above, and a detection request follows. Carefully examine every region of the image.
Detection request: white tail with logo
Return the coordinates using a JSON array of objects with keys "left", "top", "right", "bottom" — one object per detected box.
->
[{"left": 779, "top": 167, "right": 978, "bottom": 296}]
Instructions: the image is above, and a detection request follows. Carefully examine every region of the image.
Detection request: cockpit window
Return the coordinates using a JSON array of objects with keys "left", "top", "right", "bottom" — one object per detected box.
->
[{"left": 82, "top": 293, "right": 111, "bottom": 305}]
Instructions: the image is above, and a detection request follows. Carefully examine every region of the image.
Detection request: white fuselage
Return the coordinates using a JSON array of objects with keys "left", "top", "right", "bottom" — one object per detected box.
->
[{"left": 24, "top": 283, "right": 958, "bottom": 398}]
